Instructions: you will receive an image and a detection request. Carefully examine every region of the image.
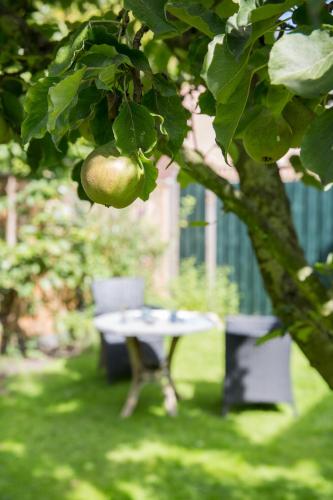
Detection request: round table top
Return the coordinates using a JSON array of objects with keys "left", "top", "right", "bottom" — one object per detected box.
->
[{"left": 94, "top": 308, "right": 220, "bottom": 338}]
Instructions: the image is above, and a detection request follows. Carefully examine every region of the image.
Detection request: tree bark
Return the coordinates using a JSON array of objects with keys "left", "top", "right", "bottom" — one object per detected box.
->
[{"left": 182, "top": 149, "right": 333, "bottom": 389}]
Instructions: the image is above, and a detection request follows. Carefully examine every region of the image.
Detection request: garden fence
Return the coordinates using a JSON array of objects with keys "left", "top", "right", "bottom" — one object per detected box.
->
[{"left": 180, "top": 182, "right": 333, "bottom": 314}]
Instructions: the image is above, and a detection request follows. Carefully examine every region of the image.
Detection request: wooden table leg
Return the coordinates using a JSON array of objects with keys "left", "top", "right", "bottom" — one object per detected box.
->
[
  {"left": 121, "top": 337, "right": 144, "bottom": 418},
  {"left": 167, "top": 336, "right": 181, "bottom": 400},
  {"left": 121, "top": 336, "right": 181, "bottom": 418},
  {"left": 161, "top": 336, "right": 181, "bottom": 416},
  {"left": 168, "top": 336, "right": 180, "bottom": 366},
  {"left": 161, "top": 361, "right": 178, "bottom": 416}
]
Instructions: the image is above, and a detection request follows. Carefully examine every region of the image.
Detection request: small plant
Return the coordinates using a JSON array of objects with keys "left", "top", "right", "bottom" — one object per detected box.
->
[
  {"left": 167, "top": 258, "right": 239, "bottom": 320},
  {"left": 55, "top": 308, "right": 96, "bottom": 349}
]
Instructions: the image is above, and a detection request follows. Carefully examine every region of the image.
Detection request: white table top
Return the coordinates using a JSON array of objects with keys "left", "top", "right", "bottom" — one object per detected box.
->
[{"left": 94, "top": 308, "right": 220, "bottom": 338}]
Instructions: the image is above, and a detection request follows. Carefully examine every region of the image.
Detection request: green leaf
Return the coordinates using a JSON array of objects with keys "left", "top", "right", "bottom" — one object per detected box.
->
[
  {"left": 201, "top": 34, "right": 250, "bottom": 103},
  {"left": 292, "top": 2, "right": 332, "bottom": 28},
  {"left": 71, "top": 160, "right": 93, "bottom": 203},
  {"left": 22, "top": 77, "right": 57, "bottom": 144},
  {"left": 118, "top": 45, "right": 151, "bottom": 74},
  {"left": 1, "top": 91, "right": 23, "bottom": 130},
  {"left": 86, "top": 25, "right": 151, "bottom": 72},
  {"left": 189, "top": 220, "right": 209, "bottom": 227},
  {"left": 152, "top": 74, "right": 177, "bottom": 96},
  {"left": 77, "top": 44, "right": 119, "bottom": 67},
  {"left": 215, "top": 0, "right": 238, "bottom": 19},
  {"left": 214, "top": 69, "right": 253, "bottom": 155},
  {"left": 143, "top": 90, "right": 189, "bottom": 154},
  {"left": 97, "top": 65, "right": 118, "bottom": 89},
  {"left": 1, "top": 77, "right": 23, "bottom": 97},
  {"left": 97, "top": 55, "right": 130, "bottom": 89},
  {"left": 167, "top": 2, "right": 225, "bottom": 37},
  {"left": 49, "top": 24, "right": 91, "bottom": 76},
  {"left": 290, "top": 155, "right": 323, "bottom": 190},
  {"left": 269, "top": 29, "right": 333, "bottom": 98},
  {"left": 177, "top": 168, "right": 195, "bottom": 188},
  {"left": 250, "top": 0, "right": 302, "bottom": 23},
  {"left": 113, "top": 101, "right": 157, "bottom": 155},
  {"left": 198, "top": 90, "right": 216, "bottom": 116},
  {"left": 47, "top": 68, "right": 86, "bottom": 138},
  {"left": 232, "top": 0, "right": 301, "bottom": 26},
  {"left": 68, "top": 85, "right": 102, "bottom": 127},
  {"left": 265, "top": 85, "right": 292, "bottom": 117},
  {"left": 26, "top": 134, "right": 68, "bottom": 176},
  {"left": 300, "top": 109, "right": 333, "bottom": 186},
  {"left": 124, "top": 0, "right": 176, "bottom": 36},
  {"left": 138, "top": 154, "right": 158, "bottom": 201},
  {"left": 91, "top": 98, "right": 115, "bottom": 146},
  {"left": 231, "top": 0, "right": 256, "bottom": 27},
  {"left": 49, "top": 21, "right": 147, "bottom": 78},
  {"left": 256, "top": 327, "right": 286, "bottom": 346}
]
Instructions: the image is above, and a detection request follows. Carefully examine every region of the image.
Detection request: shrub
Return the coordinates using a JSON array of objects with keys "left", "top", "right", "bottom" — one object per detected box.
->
[
  {"left": 0, "top": 178, "right": 163, "bottom": 347},
  {"left": 167, "top": 258, "right": 239, "bottom": 319}
]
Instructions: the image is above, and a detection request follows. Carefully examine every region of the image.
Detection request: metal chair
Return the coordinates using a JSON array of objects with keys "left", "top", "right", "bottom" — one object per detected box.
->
[
  {"left": 92, "top": 277, "right": 164, "bottom": 382},
  {"left": 222, "top": 315, "right": 295, "bottom": 415}
]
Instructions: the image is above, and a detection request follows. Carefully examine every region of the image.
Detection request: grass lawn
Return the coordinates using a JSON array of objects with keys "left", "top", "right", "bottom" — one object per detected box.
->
[{"left": 0, "top": 330, "right": 333, "bottom": 500}]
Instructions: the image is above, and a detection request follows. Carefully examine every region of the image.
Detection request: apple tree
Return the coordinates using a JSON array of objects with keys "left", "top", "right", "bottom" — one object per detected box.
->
[{"left": 2, "top": 0, "right": 333, "bottom": 386}]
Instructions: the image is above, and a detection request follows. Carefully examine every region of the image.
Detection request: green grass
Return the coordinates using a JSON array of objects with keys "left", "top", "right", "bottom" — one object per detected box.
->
[{"left": 1, "top": 330, "right": 333, "bottom": 500}]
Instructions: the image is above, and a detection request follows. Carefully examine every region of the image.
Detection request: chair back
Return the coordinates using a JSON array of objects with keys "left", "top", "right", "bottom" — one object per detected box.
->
[
  {"left": 225, "top": 315, "right": 281, "bottom": 338},
  {"left": 92, "top": 277, "right": 144, "bottom": 316}
]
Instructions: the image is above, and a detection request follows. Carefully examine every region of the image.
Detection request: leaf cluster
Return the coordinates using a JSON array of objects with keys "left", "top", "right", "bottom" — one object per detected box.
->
[{"left": 2, "top": 0, "right": 333, "bottom": 202}]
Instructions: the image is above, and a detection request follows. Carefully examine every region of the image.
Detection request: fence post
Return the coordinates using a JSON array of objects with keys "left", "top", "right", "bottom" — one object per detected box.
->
[
  {"left": 205, "top": 189, "right": 217, "bottom": 288},
  {"left": 5, "top": 175, "right": 17, "bottom": 247}
]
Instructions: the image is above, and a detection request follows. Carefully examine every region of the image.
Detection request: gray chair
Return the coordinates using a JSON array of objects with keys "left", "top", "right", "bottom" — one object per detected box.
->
[
  {"left": 92, "top": 277, "right": 164, "bottom": 382},
  {"left": 223, "top": 315, "right": 295, "bottom": 415}
]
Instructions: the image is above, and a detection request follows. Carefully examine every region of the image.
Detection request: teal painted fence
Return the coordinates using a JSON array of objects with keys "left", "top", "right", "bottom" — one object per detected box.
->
[{"left": 180, "top": 182, "right": 333, "bottom": 314}]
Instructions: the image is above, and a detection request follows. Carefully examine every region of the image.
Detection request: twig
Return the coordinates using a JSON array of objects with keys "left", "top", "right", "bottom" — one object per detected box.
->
[
  {"left": 118, "top": 9, "right": 130, "bottom": 39},
  {"left": 130, "top": 25, "right": 149, "bottom": 102},
  {"left": 133, "top": 25, "right": 149, "bottom": 50}
]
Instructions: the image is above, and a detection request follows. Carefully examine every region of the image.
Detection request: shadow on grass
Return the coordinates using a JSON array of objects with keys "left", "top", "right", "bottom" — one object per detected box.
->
[{"left": 0, "top": 348, "right": 332, "bottom": 500}]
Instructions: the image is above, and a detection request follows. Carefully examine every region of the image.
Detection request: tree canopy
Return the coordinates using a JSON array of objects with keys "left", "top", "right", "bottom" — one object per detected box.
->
[
  {"left": 1, "top": 1, "right": 332, "bottom": 196},
  {"left": 1, "top": 0, "right": 333, "bottom": 387}
]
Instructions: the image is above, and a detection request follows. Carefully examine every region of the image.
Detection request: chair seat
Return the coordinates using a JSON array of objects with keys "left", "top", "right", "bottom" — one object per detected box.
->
[{"left": 92, "top": 278, "right": 164, "bottom": 382}]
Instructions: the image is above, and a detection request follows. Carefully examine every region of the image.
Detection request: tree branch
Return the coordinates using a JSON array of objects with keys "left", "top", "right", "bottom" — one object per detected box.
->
[
  {"left": 179, "top": 147, "right": 324, "bottom": 286},
  {"left": 131, "top": 25, "right": 149, "bottom": 102},
  {"left": 178, "top": 149, "right": 240, "bottom": 212},
  {"left": 133, "top": 25, "right": 149, "bottom": 50}
]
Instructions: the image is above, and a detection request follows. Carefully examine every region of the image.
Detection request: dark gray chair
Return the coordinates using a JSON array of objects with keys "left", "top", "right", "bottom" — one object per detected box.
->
[
  {"left": 92, "top": 277, "right": 164, "bottom": 382},
  {"left": 223, "top": 315, "right": 295, "bottom": 415}
]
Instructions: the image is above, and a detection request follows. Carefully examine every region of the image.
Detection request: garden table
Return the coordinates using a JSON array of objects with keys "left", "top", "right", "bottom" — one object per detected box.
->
[{"left": 94, "top": 308, "right": 218, "bottom": 417}]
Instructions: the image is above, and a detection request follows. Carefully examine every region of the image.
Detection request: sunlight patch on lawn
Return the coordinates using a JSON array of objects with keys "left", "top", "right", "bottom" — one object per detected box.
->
[
  {"left": 105, "top": 441, "right": 246, "bottom": 471},
  {"left": 245, "top": 461, "right": 333, "bottom": 497},
  {"left": 52, "top": 464, "right": 74, "bottom": 481},
  {"left": 0, "top": 441, "right": 25, "bottom": 457},
  {"left": 66, "top": 479, "right": 108, "bottom": 500},
  {"left": 48, "top": 400, "right": 81, "bottom": 414},
  {"left": 102, "top": 434, "right": 333, "bottom": 497},
  {"left": 8, "top": 377, "right": 43, "bottom": 398},
  {"left": 115, "top": 481, "right": 150, "bottom": 500},
  {"left": 232, "top": 409, "right": 295, "bottom": 443}
]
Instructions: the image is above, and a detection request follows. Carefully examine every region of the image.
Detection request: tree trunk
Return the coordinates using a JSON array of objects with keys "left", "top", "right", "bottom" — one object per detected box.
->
[
  {"left": 182, "top": 149, "right": 333, "bottom": 389},
  {"left": 236, "top": 151, "right": 333, "bottom": 388}
]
